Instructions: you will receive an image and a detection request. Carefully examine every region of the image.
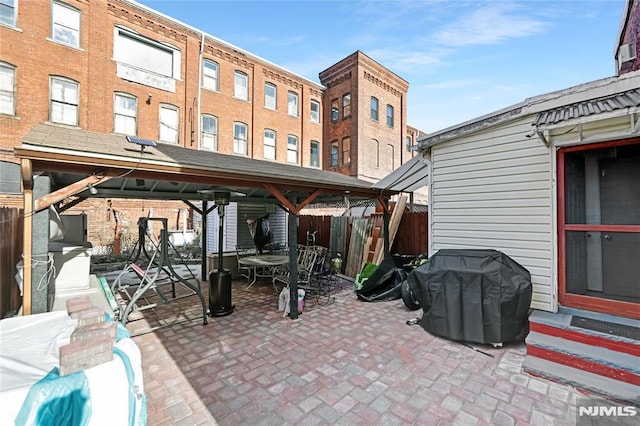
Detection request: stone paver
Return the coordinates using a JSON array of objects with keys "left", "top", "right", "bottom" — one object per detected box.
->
[{"left": 126, "top": 276, "right": 615, "bottom": 425}]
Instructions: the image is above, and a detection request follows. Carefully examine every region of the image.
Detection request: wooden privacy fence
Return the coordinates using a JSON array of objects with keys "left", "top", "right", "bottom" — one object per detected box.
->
[
  {"left": 1, "top": 207, "right": 23, "bottom": 318},
  {"left": 298, "top": 198, "right": 429, "bottom": 277}
]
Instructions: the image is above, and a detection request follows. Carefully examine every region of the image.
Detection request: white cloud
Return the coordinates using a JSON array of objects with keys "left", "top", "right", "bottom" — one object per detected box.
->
[{"left": 434, "top": 3, "right": 548, "bottom": 47}]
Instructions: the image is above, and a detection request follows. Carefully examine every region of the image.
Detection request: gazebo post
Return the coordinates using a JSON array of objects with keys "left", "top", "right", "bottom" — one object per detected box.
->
[{"left": 287, "top": 193, "right": 299, "bottom": 319}]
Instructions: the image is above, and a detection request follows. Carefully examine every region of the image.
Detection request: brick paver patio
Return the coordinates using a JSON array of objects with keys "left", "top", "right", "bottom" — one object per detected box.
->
[{"left": 126, "top": 276, "right": 610, "bottom": 425}]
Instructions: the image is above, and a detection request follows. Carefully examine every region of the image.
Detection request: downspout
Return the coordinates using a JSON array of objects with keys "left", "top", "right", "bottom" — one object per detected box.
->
[
  {"left": 197, "top": 32, "right": 204, "bottom": 149},
  {"left": 300, "top": 84, "right": 305, "bottom": 166},
  {"left": 251, "top": 65, "right": 255, "bottom": 158},
  {"left": 425, "top": 154, "right": 434, "bottom": 256},
  {"left": 400, "top": 93, "right": 404, "bottom": 166}
]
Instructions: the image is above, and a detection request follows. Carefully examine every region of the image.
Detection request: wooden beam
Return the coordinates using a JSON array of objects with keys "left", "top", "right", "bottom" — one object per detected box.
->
[
  {"left": 296, "top": 189, "right": 322, "bottom": 211},
  {"left": 376, "top": 195, "right": 390, "bottom": 214},
  {"left": 183, "top": 200, "right": 202, "bottom": 215},
  {"left": 34, "top": 175, "right": 113, "bottom": 213},
  {"left": 263, "top": 183, "right": 298, "bottom": 214},
  {"left": 58, "top": 196, "right": 87, "bottom": 212}
]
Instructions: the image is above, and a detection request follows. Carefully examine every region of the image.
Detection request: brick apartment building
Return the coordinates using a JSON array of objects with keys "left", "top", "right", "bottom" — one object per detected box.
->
[{"left": 0, "top": 0, "right": 425, "bottom": 253}]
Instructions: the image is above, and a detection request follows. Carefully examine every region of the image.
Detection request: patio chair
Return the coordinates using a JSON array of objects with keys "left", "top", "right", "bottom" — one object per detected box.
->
[
  {"left": 236, "top": 246, "right": 256, "bottom": 283},
  {"left": 272, "top": 246, "right": 318, "bottom": 298}
]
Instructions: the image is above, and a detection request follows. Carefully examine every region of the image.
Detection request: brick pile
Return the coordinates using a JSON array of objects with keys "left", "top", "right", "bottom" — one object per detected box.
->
[{"left": 59, "top": 296, "right": 115, "bottom": 376}]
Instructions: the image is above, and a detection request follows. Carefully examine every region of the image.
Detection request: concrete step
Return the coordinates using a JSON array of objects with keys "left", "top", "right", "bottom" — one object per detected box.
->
[{"left": 523, "top": 309, "right": 640, "bottom": 405}]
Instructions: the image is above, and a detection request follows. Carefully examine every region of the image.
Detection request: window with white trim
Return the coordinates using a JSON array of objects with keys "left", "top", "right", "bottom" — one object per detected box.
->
[
  {"left": 201, "top": 114, "right": 217, "bottom": 151},
  {"left": 113, "top": 26, "right": 181, "bottom": 79},
  {"left": 50, "top": 76, "right": 78, "bottom": 125},
  {"left": 114, "top": 93, "right": 137, "bottom": 135},
  {"left": 310, "top": 100, "right": 320, "bottom": 124},
  {"left": 0, "top": 62, "right": 15, "bottom": 115},
  {"left": 202, "top": 59, "right": 219, "bottom": 91},
  {"left": 287, "top": 135, "right": 298, "bottom": 163},
  {"left": 310, "top": 140, "right": 320, "bottom": 168},
  {"left": 264, "top": 129, "right": 276, "bottom": 160},
  {"left": 264, "top": 83, "right": 276, "bottom": 110},
  {"left": 234, "top": 122, "right": 248, "bottom": 155},
  {"left": 52, "top": 2, "right": 80, "bottom": 48},
  {"left": 234, "top": 71, "right": 248, "bottom": 100},
  {"left": 287, "top": 91, "right": 298, "bottom": 117},
  {"left": 1, "top": 0, "right": 17, "bottom": 27},
  {"left": 159, "top": 104, "right": 179, "bottom": 143}
]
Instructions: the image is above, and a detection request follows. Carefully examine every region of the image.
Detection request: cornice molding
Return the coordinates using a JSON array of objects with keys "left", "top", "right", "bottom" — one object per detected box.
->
[
  {"left": 324, "top": 71, "right": 352, "bottom": 89},
  {"left": 363, "top": 71, "right": 402, "bottom": 97},
  {"left": 108, "top": 2, "right": 188, "bottom": 43},
  {"left": 203, "top": 44, "right": 254, "bottom": 70},
  {"left": 262, "top": 69, "right": 302, "bottom": 90}
]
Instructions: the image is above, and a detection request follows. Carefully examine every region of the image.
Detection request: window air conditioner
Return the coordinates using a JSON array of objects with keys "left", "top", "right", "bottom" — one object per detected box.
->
[{"left": 618, "top": 42, "right": 636, "bottom": 63}]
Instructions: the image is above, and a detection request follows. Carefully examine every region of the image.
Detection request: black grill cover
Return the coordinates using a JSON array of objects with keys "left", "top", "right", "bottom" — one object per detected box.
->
[{"left": 407, "top": 249, "right": 532, "bottom": 344}]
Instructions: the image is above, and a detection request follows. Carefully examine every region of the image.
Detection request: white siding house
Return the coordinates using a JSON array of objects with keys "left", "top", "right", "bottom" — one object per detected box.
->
[
  {"left": 420, "top": 70, "right": 640, "bottom": 317},
  {"left": 430, "top": 118, "right": 556, "bottom": 311}
]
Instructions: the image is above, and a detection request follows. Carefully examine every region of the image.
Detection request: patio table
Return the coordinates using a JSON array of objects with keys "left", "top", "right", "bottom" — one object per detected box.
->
[{"left": 238, "top": 254, "right": 289, "bottom": 289}]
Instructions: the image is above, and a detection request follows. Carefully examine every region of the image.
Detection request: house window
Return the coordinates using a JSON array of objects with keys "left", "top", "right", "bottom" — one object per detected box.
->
[
  {"left": 288, "top": 91, "right": 298, "bottom": 117},
  {"left": 201, "top": 114, "right": 217, "bottom": 151},
  {"left": 371, "top": 97, "right": 379, "bottom": 121},
  {"left": 406, "top": 135, "right": 412, "bottom": 152},
  {"left": 559, "top": 140, "right": 640, "bottom": 315},
  {"left": 0, "top": 62, "right": 15, "bottom": 115},
  {"left": 342, "top": 136, "right": 351, "bottom": 165},
  {"left": 234, "top": 71, "right": 248, "bottom": 100},
  {"left": 52, "top": 2, "right": 80, "bottom": 48},
  {"left": 50, "top": 76, "right": 78, "bottom": 126},
  {"left": 330, "top": 141, "right": 339, "bottom": 167},
  {"left": 114, "top": 93, "right": 137, "bottom": 136},
  {"left": 113, "top": 26, "right": 180, "bottom": 79},
  {"left": 264, "top": 83, "right": 276, "bottom": 110},
  {"left": 342, "top": 93, "right": 351, "bottom": 118},
  {"left": 331, "top": 99, "right": 339, "bottom": 122},
  {"left": 0, "top": 0, "right": 16, "bottom": 27},
  {"left": 287, "top": 135, "right": 298, "bottom": 163},
  {"left": 233, "top": 122, "right": 248, "bottom": 155},
  {"left": 202, "top": 59, "right": 219, "bottom": 91},
  {"left": 386, "top": 104, "right": 394, "bottom": 127},
  {"left": 310, "top": 140, "right": 320, "bottom": 167},
  {"left": 264, "top": 129, "right": 276, "bottom": 160},
  {"left": 310, "top": 100, "right": 320, "bottom": 124},
  {"left": 159, "top": 104, "right": 179, "bottom": 143}
]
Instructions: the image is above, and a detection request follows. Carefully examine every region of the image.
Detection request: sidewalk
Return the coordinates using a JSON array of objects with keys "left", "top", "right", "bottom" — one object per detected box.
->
[{"left": 130, "top": 278, "right": 608, "bottom": 425}]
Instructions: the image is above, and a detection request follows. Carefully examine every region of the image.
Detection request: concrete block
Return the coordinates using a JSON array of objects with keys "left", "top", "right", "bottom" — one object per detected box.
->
[{"left": 65, "top": 296, "right": 93, "bottom": 315}]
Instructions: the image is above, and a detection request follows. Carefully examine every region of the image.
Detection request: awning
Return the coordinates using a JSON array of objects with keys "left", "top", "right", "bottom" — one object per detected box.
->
[{"left": 372, "top": 153, "right": 429, "bottom": 193}]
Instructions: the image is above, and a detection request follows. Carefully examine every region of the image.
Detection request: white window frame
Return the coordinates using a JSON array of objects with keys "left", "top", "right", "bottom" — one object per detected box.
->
[
  {"left": 264, "top": 83, "right": 276, "bottom": 110},
  {"left": 264, "top": 129, "right": 276, "bottom": 160},
  {"left": 114, "top": 92, "right": 137, "bottom": 136},
  {"left": 159, "top": 103, "right": 179, "bottom": 144},
  {"left": 0, "top": 0, "right": 17, "bottom": 28},
  {"left": 310, "top": 140, "right": 320, "bottom": 168},
  {"left": 287, "top": 91, "right": 298, "bottom": 117},
  {"left": 234, "top": 122, "right": 248, "bottom": 155},
  {"left": 310, "top": 100, "right": 320, "bottom": 124},
  {"left": 234, "top": 71, "right": 248, "bottom": 101},
  {"left": 202, "top": 59, "right": 219, "bottom": 91},
  {"left": 287, "top": 135, "right": 298, "bottom": 164},
  {"left": 0, "top": 62, "right": 16, "bottom": 116},
  {"left": 201, "top": 114, "right": 218, "bottom": 151},
  {"left": 51, "top": 1, "right": 80, "bottom": 48},
  {"left": 50, "top": 76, "right": 78, "bottom": 126},
  {"left": 113, "top": 26, "right": 181, "bottom": 79}
]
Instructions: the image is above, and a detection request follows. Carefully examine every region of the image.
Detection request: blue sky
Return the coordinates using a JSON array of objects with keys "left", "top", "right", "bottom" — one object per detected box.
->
[{"left": 136, "top": 0, "right": 625, "bottom": 133}]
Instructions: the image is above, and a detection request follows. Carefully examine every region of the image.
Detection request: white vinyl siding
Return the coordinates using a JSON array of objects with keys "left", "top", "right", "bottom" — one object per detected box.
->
[{"left": 430, "top": 117, "right": 554, "bottom": 312}]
